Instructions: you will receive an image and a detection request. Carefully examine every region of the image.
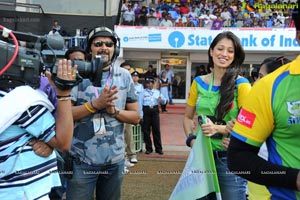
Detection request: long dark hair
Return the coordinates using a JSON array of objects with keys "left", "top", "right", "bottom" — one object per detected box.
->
[
  {"left": 262, "top": 56, "right": 291, "bottom": 74},
  {"left": 208, "top": 31, "right": 245, "bottom": 120}
]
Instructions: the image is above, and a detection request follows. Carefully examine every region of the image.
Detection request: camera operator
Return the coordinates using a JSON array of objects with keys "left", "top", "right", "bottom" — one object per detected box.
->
[
  {"left": 47, "top": 46, "right": 87, "bottom": 200},
  {"left": 65, "top": 46, "right": 87, "bottom": 62},
  {"left": 0, "top": 59, "right": 77, "bottom": 200},
  {"left": 66, "top": 26, "right": 140, "bottom": 200}
]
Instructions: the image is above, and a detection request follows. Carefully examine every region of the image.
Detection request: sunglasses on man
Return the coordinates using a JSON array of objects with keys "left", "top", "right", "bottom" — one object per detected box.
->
[{"left": 93, "top": 40, "right": 114, "bottom": 48}]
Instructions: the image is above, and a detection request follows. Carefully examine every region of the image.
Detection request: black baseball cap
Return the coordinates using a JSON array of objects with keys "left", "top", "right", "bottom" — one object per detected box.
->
[{"left": 131, "top": 71, "right": 139, "bottom": 76}]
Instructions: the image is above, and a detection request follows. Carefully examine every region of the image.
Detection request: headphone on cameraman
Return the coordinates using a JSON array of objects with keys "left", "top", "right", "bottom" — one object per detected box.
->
[{"left": 86, "top": 26, "right": 120, "bottom": 61}]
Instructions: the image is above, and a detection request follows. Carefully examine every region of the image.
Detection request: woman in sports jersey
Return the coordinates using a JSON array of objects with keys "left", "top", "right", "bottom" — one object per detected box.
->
[{"left": 183, "top": 31, "right": 251, "bottom": 200}]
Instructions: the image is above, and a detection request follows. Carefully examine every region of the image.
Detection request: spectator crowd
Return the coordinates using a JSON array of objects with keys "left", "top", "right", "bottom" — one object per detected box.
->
[{"left": 120, "top": 0, "right": 297, "bottom": 29}]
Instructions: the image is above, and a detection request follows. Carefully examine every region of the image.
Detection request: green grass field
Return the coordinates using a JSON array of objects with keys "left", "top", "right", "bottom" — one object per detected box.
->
[{"left": 122, "top": 153, "right": 187, "bottom": 200}]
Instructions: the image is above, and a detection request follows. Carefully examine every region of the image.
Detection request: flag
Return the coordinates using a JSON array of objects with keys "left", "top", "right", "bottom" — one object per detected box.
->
[{"left": 169, "top": 126, "right": 221, "bottom": 200}]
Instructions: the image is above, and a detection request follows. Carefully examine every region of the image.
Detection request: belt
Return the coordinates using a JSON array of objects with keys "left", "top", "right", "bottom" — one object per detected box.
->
[
  {"left": 143, "top": 105, "right": 158, "bottom": 109},
  {"left": 213, "top": 150, "right": 227, "bottom": 158}
]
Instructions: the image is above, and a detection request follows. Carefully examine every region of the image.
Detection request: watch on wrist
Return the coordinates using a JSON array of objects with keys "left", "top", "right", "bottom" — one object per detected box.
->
[
  {"left": 186, "top": 133, "right": 196, "bottom": 147},
  {"left": 111, "top": 107, "right": 120, "bottom": 118}
]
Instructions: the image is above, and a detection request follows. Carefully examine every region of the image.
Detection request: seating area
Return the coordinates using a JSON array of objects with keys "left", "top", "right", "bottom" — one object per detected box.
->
[{"left": 120, "top": 0, "right": 297, "bottom": 29}]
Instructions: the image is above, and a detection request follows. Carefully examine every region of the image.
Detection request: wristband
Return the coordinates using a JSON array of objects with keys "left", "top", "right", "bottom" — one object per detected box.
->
[
  {"left": 84, "top": 102, "right": 96, "bottom": 113},
  {"left": 186, "top": 134, "right": 196, "bottom": 147}
]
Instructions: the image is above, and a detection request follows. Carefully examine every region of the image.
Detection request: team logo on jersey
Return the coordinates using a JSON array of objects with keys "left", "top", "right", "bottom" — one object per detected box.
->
[
  {"left": 287, "top": 101, "right": 300, "bottom": 125},
  {"left": 237, "top": 108, "right": 256, "bottom": 128},
  {"left": 287, "top": 101, "right": 300, "bottom": 116}
]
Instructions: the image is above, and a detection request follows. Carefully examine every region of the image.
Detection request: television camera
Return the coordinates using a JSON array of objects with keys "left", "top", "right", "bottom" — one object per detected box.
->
[{"left": 0, "top": 25, "right": 105, "bottom": 91}]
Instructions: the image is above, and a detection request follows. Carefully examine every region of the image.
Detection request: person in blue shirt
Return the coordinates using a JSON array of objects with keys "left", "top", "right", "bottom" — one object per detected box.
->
[
  {"left": 160, "top": 64, "right": 175, "bottom": 104},
  {"left": 0, "top": 59, "right": 76, "bottom": 200},
  {"left": 139, "top": 76, "right": 167, "bottom": 155}
]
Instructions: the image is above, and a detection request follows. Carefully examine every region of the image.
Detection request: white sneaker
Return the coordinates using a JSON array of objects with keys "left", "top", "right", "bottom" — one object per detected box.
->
[
  {"left": 125, "top": 159, "right": 134, "bottom": 168},
  {"left": 130, "top": 155, "right": 138, "bottom": 163},
  {"left": 123, "top": 166, "right": 130, "bottom": 174}
]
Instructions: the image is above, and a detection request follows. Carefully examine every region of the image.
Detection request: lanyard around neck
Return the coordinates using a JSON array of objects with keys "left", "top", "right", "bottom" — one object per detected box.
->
[
  {"left": 208, "top": 73, "right": 214, "bottom": 93},
  {"left": 146, "top": 89, "right": 153, "bottom": 96},
  {"left": 93, "top": 67, "right": 113, "bottom": 98},
  {"left": 207, "top": 73, "right": 216, "bottom": 115}
]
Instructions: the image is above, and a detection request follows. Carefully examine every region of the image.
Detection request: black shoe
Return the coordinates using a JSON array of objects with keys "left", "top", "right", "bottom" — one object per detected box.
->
[
  {"left": 156, "top": 150, "right": 164, "bottom": 155},
  {"left": 145, "top": 150, "right": 153, "bottom": 154}
]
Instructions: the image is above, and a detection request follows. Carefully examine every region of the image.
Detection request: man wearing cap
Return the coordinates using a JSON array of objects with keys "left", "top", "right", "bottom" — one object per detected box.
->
[
  {"left": 227, "top": 4, "right": 300, "bottom": 199},
  {"left": 139, "top": 77, "right": 166, "bottom": 155},
  {"left": 66, "top": 26, "right": 140, "bottom": 200},
  {"left": 131, "top": 71, "right": 144, "bottom": 103},
  {"left": 132, "top": 71, "right": 144, "bottom": 96},
  {"left": 130, "top": 71, "right": 144, "bottom": 160}
]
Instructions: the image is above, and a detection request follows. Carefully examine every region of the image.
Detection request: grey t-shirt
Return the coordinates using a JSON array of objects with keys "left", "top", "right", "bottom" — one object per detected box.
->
[{"left": 70, "top": 66, "right": 138, "bottom": 165}]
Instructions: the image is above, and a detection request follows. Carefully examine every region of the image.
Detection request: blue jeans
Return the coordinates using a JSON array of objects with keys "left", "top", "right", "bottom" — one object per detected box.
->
[
  {"left": 215, "top": 156, "right": 247, "bottom": 200},
  {"left": 66, "top": 160, "right": 124, "bottom": 200}
]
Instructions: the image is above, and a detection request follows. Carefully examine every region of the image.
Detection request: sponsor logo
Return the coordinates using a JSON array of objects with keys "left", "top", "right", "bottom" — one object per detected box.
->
[
  {"left": 149, "top": 33, "right": 161, "bottom": 42},
  {"left": 168, "top": 31, "right": 185, "bottom": 48},
  {"left": 237, "top": 108, "right": 256, "bottom": 128},
  {"left": 287, "top": 101, "right": 300, "bottom": 117},
  {"left": 287, "top": 100, "right": 300, "bottom": 125}
]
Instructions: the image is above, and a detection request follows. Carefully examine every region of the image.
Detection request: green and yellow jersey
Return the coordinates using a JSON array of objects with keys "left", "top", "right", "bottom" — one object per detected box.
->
[
  {"left": 188, "top": 75, "right": 251, "bottom": 150},
  {"left": 232, "top": 56, "right": 300, "bottom": 199}
]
